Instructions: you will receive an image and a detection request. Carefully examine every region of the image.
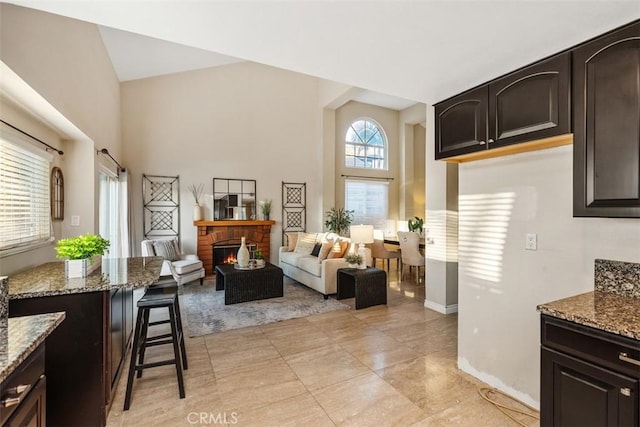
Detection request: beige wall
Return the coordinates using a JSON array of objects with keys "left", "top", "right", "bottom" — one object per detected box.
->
[
  {"left": 457, "top": 145, "right": 640, "bottom": 407},
  {"left": 0, "top": 4, "right": 120, "bottom": 276},
  {"left": 120, "top": 62, "right": 323, "bottom": 256},
  {"left": 333, "top": 101, "right": 400, "bottom": 221}
]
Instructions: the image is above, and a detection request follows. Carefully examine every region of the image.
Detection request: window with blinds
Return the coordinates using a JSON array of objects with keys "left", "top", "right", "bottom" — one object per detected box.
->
[
  {"left": 345, "top": 180, "right": 389, "bottom": 230},
  {"left": 0, "top": 132, "right": 52, "bottom": 254}
]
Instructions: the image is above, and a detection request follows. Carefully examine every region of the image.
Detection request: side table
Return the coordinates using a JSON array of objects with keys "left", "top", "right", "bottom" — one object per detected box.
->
[{"left": 337, "top": 267, "right": 387, "bottom": 310}]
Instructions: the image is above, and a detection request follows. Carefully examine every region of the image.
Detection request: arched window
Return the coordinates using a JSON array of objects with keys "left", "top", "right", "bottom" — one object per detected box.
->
[{"left": 345, "top": 119, "right": 386, "bottom": 169}]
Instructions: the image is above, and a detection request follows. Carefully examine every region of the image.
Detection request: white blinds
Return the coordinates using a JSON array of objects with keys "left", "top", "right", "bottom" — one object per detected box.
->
[
  {"left": 0, "top": 133, "right": 52, "bottom": 252},
  {"left": 345, "top": 180, "right": 389, "bottom": 230}
]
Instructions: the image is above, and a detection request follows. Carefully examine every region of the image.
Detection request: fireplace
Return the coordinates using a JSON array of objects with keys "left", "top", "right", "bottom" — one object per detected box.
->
[
  {"left": 195, "top": 220, "right": 275, "bottom": 276},
  {"left": 212, "top": 241, "right": 257, "bottom": 269}
]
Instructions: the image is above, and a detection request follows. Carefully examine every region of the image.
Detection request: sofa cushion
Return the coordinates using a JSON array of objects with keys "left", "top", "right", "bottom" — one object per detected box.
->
[
  {"left": 280, "top": 250, "right": 307, "bottom": 266},
  {"left": 297, "top": 256, "right": 322, "bottom": 277},
  {"left": 294, "top": 232, "right": 317, "bottom": 254},
  {"left": 172, "top": 259, "right": 203, "bottom": 274},
  {"left": 153, "top": 239, "right": 180, "bottom": 261}
]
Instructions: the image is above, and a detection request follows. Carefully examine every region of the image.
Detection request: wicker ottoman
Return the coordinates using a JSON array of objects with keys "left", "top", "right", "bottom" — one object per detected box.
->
[
  {"left": 215, "top": 262, "right": 284, "bottom": 305},
  {"left": 337, "top": 267, "right": 387, "bottom": 309}
]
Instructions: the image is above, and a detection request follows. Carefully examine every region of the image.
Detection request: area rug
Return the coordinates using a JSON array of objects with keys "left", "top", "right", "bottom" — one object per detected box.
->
[{"left": 180, "top": 278, "right": 350, "bottom": 336}]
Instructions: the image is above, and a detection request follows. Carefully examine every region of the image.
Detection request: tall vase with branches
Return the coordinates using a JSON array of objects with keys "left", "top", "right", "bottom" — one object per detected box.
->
[{"left": 188, "top": 183, "right": 204, "bottom": 221}]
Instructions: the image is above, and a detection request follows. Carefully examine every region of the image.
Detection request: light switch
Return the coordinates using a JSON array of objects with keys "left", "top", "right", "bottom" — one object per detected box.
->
[
  {"left": 525, "top": 233, "right": 537, "bottom": 251},
  {"left": 71, "top": 215, "right": 80, "bottom": 227}
]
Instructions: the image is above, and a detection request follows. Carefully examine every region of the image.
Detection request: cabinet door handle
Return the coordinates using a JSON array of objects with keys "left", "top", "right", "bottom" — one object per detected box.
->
[
  {"left": 479, "top": 140, "right": 486, "bottom": 145},
  {"left": 619, "top": 352, "right": 640, "bottom": 367},
  {"left": 488, "top": 139, "right": 495, "bottom": 143},
  {"left": 0, "top": 396, "right": 22, "bottom": 408},
  {"left": 620, "top": 387, "right": 632, "bottom": 397},
  {"left": 7, "top": 384, "right": 29, "bottom": 394}
]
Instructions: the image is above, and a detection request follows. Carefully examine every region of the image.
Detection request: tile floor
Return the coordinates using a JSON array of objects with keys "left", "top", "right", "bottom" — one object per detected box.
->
[{"left": 107, "top": 266, "right": 539, "bottom": 426}]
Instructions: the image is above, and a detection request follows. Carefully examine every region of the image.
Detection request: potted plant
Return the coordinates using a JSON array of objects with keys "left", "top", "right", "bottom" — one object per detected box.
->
[
  {"left": 344, "top": 253, "right": 362, "bottom": 269},
  {"left": 253, "top": 248, "right": 265, "bottom": 267},
  {"left": 259, "top": 199, "right": 272, "bottom": 221},
  {"left": 55, "top": 234, "right": 110, "bottom": 278},
  {"left": 325, "top": 207, "right": 354, "bottom": 236},
  {"left": 188, "top": 183, "right": 204, "bottom": 221},
  {"left": 408, "top": 216, "right": 424, "bottom": 235}
]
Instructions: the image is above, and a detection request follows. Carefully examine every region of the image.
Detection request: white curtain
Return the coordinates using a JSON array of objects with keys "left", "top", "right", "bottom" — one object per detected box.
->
[{"left": 119, "top": 170, "right": 134, "bottom": 257}]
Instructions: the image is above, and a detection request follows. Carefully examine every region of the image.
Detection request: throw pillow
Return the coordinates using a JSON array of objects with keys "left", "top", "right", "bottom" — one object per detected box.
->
[
  {"left": 294, "top": 232, "right": 317, "bottom": 255},
  {"left": 285, "top": 232, "right": 298, "bottom": 251},
  {"left": 153, "top": 239, "right": 179, "bottom": 261},
  {"left": 310, "top": 243, "right": 322, "bottom": 257},
  {"left": 318, "top": 240, "right": 334, "bottom": 262},
  {"left": 327, "top": 238, "right": 349, "bottom": 259}
]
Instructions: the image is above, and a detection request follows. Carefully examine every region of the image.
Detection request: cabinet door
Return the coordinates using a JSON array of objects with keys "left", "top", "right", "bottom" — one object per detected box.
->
[
  {"left": 573, "top": 21, "right": 640, "bottom": 217},
  {"left": 435, "top": 86, "right": 488, "bottom": 159},
  {"left": 4, "top": 376, "right": 46, "bottom": 427},
  {"left": 489, "top": 52, "right": 570, "bottom": 148},
  {"left": 110, "top": 288, "right": 124, "bottom": 388},
  {"left": 124, "top": 286, "right": 134, "bottom": 347},
  {"left": 541, "top": 348, "right": 638, "bottom": 427}
]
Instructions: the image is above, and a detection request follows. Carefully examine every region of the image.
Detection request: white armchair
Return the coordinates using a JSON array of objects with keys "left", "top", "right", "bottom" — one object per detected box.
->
[{"left": 141, "top": 238, "right": 205, "bottom": 286}]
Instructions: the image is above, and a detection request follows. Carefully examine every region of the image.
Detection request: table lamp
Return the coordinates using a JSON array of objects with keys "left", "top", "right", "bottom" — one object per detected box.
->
[{"left": 350, "top": 225, "right": 374, "bottom": 269}]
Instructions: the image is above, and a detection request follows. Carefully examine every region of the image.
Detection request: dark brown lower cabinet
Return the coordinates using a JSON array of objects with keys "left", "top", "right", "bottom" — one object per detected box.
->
[
  {"left": 541, "top": 315, "right": 640, "bottom": 426},
  {"left": 9, "top": 289, "right": 134, "bottom": 426},
  {"left": 1, "top": 344, "right": 46, "bottom": 427}
]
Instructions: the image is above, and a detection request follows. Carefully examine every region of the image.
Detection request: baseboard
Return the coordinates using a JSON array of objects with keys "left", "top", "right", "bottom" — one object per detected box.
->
[
  {"left": 457, "top": 357, "right": 540, "bottom": 410},
  {"left": 424, "top": 300, "right": 458, "bottom": 314}
]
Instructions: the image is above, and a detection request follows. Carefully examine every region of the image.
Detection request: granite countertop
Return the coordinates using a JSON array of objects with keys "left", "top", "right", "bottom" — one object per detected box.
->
[
  {"left": 538, "top": 259, "right": 640, "bottom": 341},
  {"left": 0, "top": 312, "right": 65, "bottom": 383},
  {"left": 8, "top": 256, "right": 164, "bottom": 300},
  {"left": 537, "top": 291, "right": 640, "bottom": 340}
]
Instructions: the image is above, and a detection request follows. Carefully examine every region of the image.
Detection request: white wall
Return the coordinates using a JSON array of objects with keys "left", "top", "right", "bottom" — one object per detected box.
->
[
  {"left": 0, "top": 4, "right": 121, "bottom": 275},
  {"left": 457, "top": 145, "right": 640, "bottom": 407},
  {"left": 120, "top": 62, "right": 323, "bottom": 257}
]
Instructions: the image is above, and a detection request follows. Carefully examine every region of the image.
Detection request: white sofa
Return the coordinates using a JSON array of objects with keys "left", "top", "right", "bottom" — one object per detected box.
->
[{"left": 278, "top": 232, "right": 371, "bottom": 299}]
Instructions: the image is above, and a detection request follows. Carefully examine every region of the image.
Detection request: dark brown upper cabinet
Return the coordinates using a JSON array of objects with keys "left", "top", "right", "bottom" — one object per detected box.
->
[
  {"left": 435, "top": 52, "right": 571, "bottom": 160},
  {"left": 488, "top": 53, "right": 570, "bottom": 149},
  {"left": 573, "top": 21, "right": 640, "bottom": 218},
  {"left": 435, "top": 86, "right": 488, "bottom": 159}
]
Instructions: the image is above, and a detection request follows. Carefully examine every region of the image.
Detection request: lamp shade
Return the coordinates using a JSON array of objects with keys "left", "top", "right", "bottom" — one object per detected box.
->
[{"left": 350, "top": 224, "right": 374, "bottom": 244}]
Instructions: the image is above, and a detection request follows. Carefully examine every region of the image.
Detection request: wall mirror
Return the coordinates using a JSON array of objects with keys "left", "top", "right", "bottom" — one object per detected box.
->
[{"left": 213, "top": 178, "right": 256, "bottom": 220}]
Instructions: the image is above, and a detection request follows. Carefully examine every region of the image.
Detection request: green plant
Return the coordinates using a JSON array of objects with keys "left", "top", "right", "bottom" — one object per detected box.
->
[
  {"left": 55, "top": 234, "right": 110, "bottom": 260},
  {"left": 254, "top": 249, "right": 264, "bottom": 260},
  {"left": 408, "top": 216, "right": 424, "bottom": 233},
  {"left": 188, "top": 183, "right": 204, "bottom": 205},
  {"left": 325, "top": 207, "right": 354, "bottom": 235},
  {"left": 345, "top": 253, "right": 362, "bottom": 265},
  {"left": 260, "top": 199, "right": 272, "bottom": 217}
]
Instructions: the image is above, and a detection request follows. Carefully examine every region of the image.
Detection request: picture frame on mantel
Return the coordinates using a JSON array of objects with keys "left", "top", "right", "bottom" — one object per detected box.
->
[{"left": 213, "top": 178, "right": 257, "bottom": 220}]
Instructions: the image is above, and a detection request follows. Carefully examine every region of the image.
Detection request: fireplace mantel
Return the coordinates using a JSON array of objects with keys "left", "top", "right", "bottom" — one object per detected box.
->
[
  {"left": 195, "top": 220, "right": 275, "bottom": 275},
  {"left": 194, "top": 220, "right": 275, "bottom": 227}
]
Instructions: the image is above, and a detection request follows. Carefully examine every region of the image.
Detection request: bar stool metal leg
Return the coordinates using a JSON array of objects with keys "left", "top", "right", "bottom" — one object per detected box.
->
[
  {"left": 168, "top": 304, "right": 185, "bottom": 398},
  {"left": 124, "top": 308, "right": 145, "bottom": 411}
]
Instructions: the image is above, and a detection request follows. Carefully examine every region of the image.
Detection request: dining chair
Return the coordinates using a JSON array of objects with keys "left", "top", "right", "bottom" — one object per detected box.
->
[
  {"left": 371, "top": 230, "right": 400, "bottom": 271},
  {"left": 397, "top": 231, "right": 425, "bottom": 283}
]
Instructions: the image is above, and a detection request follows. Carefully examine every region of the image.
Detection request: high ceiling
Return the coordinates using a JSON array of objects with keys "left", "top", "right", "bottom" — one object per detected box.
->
[{"left": 6, "top": 1, "right": 640, "bottom": 105}]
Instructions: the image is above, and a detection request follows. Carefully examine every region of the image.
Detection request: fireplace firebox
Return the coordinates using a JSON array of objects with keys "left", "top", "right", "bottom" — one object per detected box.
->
[{"left": 212, "top": 242, "right": 257, "bottom": 272}]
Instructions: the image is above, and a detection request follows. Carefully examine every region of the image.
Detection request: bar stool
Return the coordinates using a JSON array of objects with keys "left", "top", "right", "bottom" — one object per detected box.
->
[{"left": 123, "top": 283, "right": 188, "bottom": 410}]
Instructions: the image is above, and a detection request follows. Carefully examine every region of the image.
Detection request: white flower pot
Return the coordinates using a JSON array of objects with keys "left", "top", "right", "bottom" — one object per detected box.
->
[{"left": 65, "top": 256, "right": 102, "bottom": 278}]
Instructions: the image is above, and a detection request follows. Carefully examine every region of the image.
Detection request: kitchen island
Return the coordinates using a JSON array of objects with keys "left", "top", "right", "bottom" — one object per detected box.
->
[{"left": 8, "top": 256, "right": 163, "bottom": 427}]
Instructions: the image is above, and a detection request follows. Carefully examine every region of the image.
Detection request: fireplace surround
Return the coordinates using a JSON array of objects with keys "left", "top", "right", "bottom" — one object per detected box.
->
[{"left": 195, "top": 220, "right": 275, "bottom": 275}]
